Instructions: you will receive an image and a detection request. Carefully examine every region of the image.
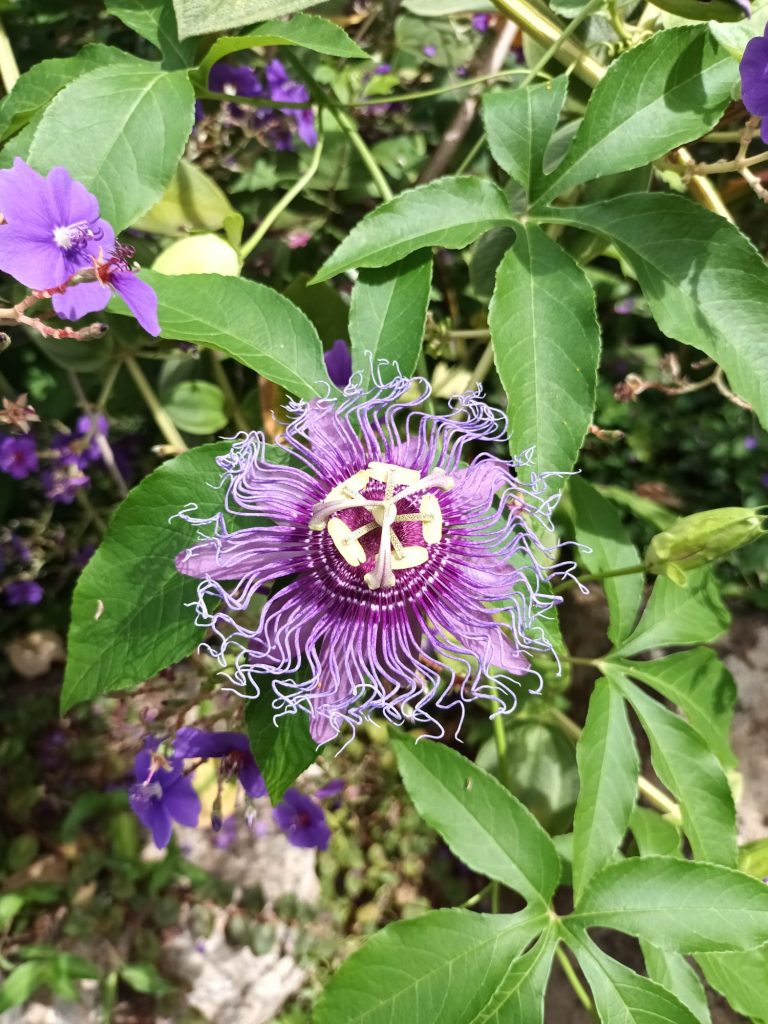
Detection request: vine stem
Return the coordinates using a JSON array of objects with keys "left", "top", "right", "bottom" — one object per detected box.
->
[
  {"left": 240, "top": 133, "right": 325, "bottom": 259},
  {"left": 553, "top": 562, "right": 647, "bottom": 594},
  {"left": 555, "top": 945, "right": 594, "bottom": 1014},
  {"left": 124, "top": 356, "right": 187, "bottom": 453}
]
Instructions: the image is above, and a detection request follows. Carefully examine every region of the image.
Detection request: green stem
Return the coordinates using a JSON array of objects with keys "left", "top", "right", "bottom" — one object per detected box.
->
[
  {"left": 240, "top": 133, "right": 325, "bottom": 259},
  {"left": 210, "top": 352, "right": 251, "bottom": 433},
  {"left": 459, "top": 882, "right": 493, "bottom": 909},
  {"left": 555, "top": 945, "right": 594, "bottom": 1014},
  {"left": 124, "top": 356, "right": 187, "bottom": 453},
  {"left": 553, "top": 562, "right": 647, "bottom": 594}
]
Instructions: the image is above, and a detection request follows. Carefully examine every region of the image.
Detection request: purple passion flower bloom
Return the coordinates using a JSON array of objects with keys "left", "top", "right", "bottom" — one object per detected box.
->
[
  {"left": 5, "top": 579, "right": 43, "bottom": 606},
  {"left": 273, "top": 788, "right": 330, "bottom": 850},
  {"left": 0, "top": 158, "right": 114, "bottom": 291},
  {"left": 324, "top": 339, "right": 353, "bottom": 389},
  {"left": 741, "top": 25, "right": 768, "bottom": 142},
  {"left": 472, "top": 13, "right": 491, "bottom": 31},
  {"left": 0, "top": 434, "right": 38, "bottom": 479},
  {"left": 173, "top": 727, "right": 266, "bottom": 797},
  {"left": 176, "top": 371, "right": 561, "bottom": 744},
  {"left": 128, "top": 741, "right": 201, "bottom": 849}
]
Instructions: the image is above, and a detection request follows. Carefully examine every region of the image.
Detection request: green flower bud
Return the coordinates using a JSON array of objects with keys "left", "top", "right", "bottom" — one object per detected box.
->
[{"left": 645, "top": 507, "right": 767, "bottom": 586}]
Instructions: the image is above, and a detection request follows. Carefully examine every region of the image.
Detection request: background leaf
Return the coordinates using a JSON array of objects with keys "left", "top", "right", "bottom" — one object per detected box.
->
[
  {"left": 313, "top": 177, "right": 512, "bottom": 281},
  {"left": 569, "top": 477, "right": 644, "bottom": 646},
  {"left": 698, "top": 949, "right": 768, "bottom": 1022},
  {"left": 27, "top": 63, "right": 194, "bottom": 231},
  {"left": 173, "top": 0, "right": 318, "bottom": 37},
  {"left": 245, "top": 699, "right": 317, "bottom": 804},
  {"left": 105, "top": 0, "right": 196, "bottom": 68},
  {"left": 392, "top": 734, "right": 560, "bottom": 906},
  {"left": 348, "top": 251, "right": 432, "bottom": 387},
  {"left": 488, "top": 223, "right": 600, "bottom": 476},
  {"left": 163, "top": 380, "right": 228, "bottom": 435}
]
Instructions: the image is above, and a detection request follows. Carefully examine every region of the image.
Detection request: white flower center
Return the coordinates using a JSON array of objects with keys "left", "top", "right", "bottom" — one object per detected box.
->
[
  {"left": 310, "top": 461, "right": 453, "bottom": 591},
  {"left": 52, "top": 220, "right": 91, "bottom": 252}
]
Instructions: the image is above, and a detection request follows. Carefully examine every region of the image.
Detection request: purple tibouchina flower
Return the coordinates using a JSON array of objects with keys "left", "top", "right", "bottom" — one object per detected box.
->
[
  {"left": 324, "top": 339, "right": 353, "bottom": 388},
  {"left": 75, "top": 413, "right": 109, "bottom": 462},
  {"left": 265, "top": 59, "right": 317, "bottom": 147},
  {"left": 472, "top": 13, "right": 491, "bottom": 31},
  {"left": 173, "top": 727, "right": 267, "bottom": 797},
  {"left": 209, "top": 61, "right": 263, "bottom": 98},
  {"left": 0, "top": 158, "right": 114, "bottom": 291},
  {"left": 273, "top": 788, "right": 330, "bottom": 850},
  {"left": 315, "top": 778, "right": 344, "bottom": 801},
  {"left": 0, "top": 434, "right": 38, "bottom": 479},
  {"left": 175, "top": 370, "right": 561, "bottom": 744},
  {"left": 741, "top": 25, "right": 768, "bottom": 143},
  {"left": 128, "top": 740, "right": 201, "bottom": 849},
  {"left": 5, "top": 579, "right": 43, "bottom": 606},
  {"left": 375, "top": 63, "right": 392, "bottom": 74}
]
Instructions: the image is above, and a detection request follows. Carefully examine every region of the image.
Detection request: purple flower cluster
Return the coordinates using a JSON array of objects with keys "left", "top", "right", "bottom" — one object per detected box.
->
[
  {"left": 741, "top": 25, "right": 768, "bottom": 142},
  {"left": 0, "top": 434, "right": 38, "bottom": 479},
  {"left": 205, "top": 58, "right": 317, "bottom": 150},
  {"left": 176, "top": 369, "right": 563, "bottom": 744},
  {"left": 127, "top": 728, "right": 331, "bottom": 851},
  {"left": 0, "top": 159, "right": 159, "bottom": 335}
]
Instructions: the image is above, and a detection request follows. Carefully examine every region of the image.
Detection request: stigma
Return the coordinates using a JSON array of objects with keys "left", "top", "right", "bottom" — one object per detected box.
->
[{"left": 310, "top": 461, "right": 453, "bottom": 591}]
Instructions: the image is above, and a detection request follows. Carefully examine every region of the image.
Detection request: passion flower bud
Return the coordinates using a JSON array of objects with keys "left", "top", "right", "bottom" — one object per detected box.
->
[{"left": 645, "top": 507, "right": 767, "bottom": 585}]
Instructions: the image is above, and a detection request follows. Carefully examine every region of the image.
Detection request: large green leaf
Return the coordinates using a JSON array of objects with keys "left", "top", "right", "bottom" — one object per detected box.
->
[
  {"left": 244, "top": 699, "right": 317, "bottom": 804},
  {"left": 314, "top": 908, "right": 546, "bottom": 1024},
  {"left": 105, "top": 0, "right": 196, "bottom": 68},
  {"left": 392, "top": 735, "right": 560, "bottom": 906},
  {"left": 615, "top": 649, "right": 737, "bottom": 767},
  {"left": 572, "top": 856, "right": 768, "bottom": 953},
  {"left": 348, "top": 251, "right": 432, "bottom": 387},
  {"left": 569, "top": 477, "right": 643, "bottom": 645},
  {"left": 27, "top": 63, "right": 194, "bottom": 232},
  {"left": 572, "top": 680, "right": 638, "bottom": 903},
  {"left": 488, "top": 223, "right": 599, "bottom": 477},
  {"left": 566, "top": 930, "right": 703, "bottom": 1024},
  {"left": 611, "top": 673, "right": 737, "bottom": 866},
  {"left": 698, "top": 949, "right": 768, "bottom": 1022},
  {"left": 541, "top": 193, "right": 768, "bottom": 426},
  {"left": 535, "top": 27, "right": 737, "bottom": 205},
  {"left": 641, "top": 944, "right": 711, "bottom": 1024},
  {"left": 111, "top": 271, "right": 331, "bottom": 399},
  {"left": 173, "top": 0, "right": 318, "bottom": 37},
  {"left": 613, "top": 568, "right": 729, "bottom": 657},
  {"left": 467, "top": 928, "right": 557, "bottom": 1024},
  {"left": 62, "top": 443, "right": 229, "bottom": 712},
  {"left": 482, "top": 77, "right": 568, "bottom": 196},
  {"left": 313, "top": 177, "right": 512, "bottom": 282},
  {"left": 196, "top": 14, "right": 366, "bottom": 83},
  {"left": 0, "top": 45, "right": 140, "bottom": 143}
]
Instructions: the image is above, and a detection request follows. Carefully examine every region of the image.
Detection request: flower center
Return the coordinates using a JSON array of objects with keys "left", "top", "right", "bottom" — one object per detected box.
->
[
  {"left": 309, "top": 461, "right": 453, "bottom": 591},
  {"left": 52, "top": 220, "right": 96, "bottom": 254}
]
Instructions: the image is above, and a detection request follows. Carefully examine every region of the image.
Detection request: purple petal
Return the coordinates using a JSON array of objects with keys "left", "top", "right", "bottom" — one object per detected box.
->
[
  {"left": 741, "top": 36, "right": 768, "bottom": 116},
  {"left": 239, "top": 757, "right": 267, "bottom": 798},
  {"left": 164, "top": 774, "right": 202, "bottom": 827},
  {"left": 0, "top": 225, "right": 68, "bottom": 290},
  {"left": 174, "top": 727, "right": 249, "bottom": 758},
  {"left": 110, "top": 271, "right": 160, "bottom": 336},
  {"left": 145, "top": 800, "right": 174, "bottom": 848},
  {"left": 52, "top": 280, "right": 110, "bottom": 321},
  {"left": 176, "top": 527, "right": 304, "bottom": 582},
  {"left": 44, "top": 165, "right": 100, "bottom": 226},
  {"left": 324, "top": 339, "right": 352, "bottom": 388}
]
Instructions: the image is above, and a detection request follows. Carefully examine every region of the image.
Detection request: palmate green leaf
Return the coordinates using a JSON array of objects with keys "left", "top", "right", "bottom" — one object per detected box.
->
[
  {"left": 572, "top": 680, "right": 639, "bottom": 903},
  {"left": 61, "top": 443, "right": 229, "bottom": 712},
  {"left": 348, "top": 251, "right": 432, "bottom": 387},
  {"left": 314, "top": 907, "right": 546, "bottom": 1024},
  {"left": 566, "top": 930, "right": 703, "bottom": 1024},
  {"left": 631, "top": 806, "right": 682, "bottom": 859},
  {"left": 610, "top": 673, "right": 737, "bottom": 866},
  {"left": 569, "top": 478, "right": 643, "bottom": 645},
  {"left": 173, "top": 0, "right": 301, "bottom": 36},
  {"left": 105, "top": 0, "right": 196, "bottom": 68},
  {"left": 468, "top": 927, "right": 557, "bottom": 1024},
  {"left": 312, "top": 177, "right": 513, "bottom": 282},
  {"left": 542, "top": 193, "right": 768, "bottom": 426},
  {"left": 392, "top": 734, "right": 560, "bottom": 906},
  {"left": 641, "top": 944, "right": 711, "bottom": 1024},
  {"left": 698, "top": 948, "right": 768, "bottom": 1022},
  {"left": 482, "top": 77, "right": 568, "bottom": 196},
  {"left": 196, "top": 13, "right": 366, "bottom": 83},
  {"left": 0, "top": 45, "right": 140, "bottom": 144},
  {"left": 534, "top": 27, "right": 737, "bottom": 206},
  {"left": 111, "top": 271, "right": 331, "bottom": 399},
  {"left": 613, "top": 568, "right": 729, "bottom": 658},
  {"left": 244, "top": 700, "right": 316, "bottom": 804},
  {"left": 488, "top": 224, "right": 599, "bottom": 477},
  {"left": 27, "top": 63, "right": 194, "bottom": 232},
  {"left": 615, "top": 649, "right": 737, "bottom": 767},
  {"left": 572, "top": 856, "right": 768, "bottom": 953}
]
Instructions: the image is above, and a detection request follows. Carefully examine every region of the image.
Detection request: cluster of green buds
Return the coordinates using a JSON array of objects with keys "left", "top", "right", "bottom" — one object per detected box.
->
[{"left": 645, "top": 507, "right": 767, "bottom": 585}]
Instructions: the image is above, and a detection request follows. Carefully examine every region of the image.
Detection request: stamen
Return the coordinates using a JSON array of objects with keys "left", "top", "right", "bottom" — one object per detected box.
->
[
  {"left": 327, "top": 517, "right": 366, "bottom": 566},
  {"left": 52, "top": 220, "right": 93, "bottom": 253},
  {"left": 391, "top": 546, "right": 429, "bottom": 570},
  {"left": 419, "top": 493, "right": 443, "bottom": 544}
]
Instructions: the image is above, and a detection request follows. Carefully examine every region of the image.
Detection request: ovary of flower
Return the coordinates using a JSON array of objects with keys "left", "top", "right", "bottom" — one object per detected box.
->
[{"left": 312, "top": 461, "right": 452, "bottom": 592}]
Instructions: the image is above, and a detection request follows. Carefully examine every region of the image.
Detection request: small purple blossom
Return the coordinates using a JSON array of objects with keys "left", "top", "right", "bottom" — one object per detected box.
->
[
  {"left": 744, "top": 435, "right": 759, "bottom": 451},
  {"left": 423, "top": 45, "right": 437, "bottom": 58},
  {"left": 273, "top": 788, "right": 330, "bottom": 850},
  {"left": 265, "top": 59, "right": 317, "bottom": 148},
  {"left": 741, "top": 25, "right": 768, "bottom": 143},
  {"left": 128, "top": 740, "right": 201, "bottom": 849},
  {"left": 614, "top": 298, "right": 636, "bottom": 316},
  {"left": 176, "top": 371, "right": 562, "bottom": 743},
  {"left": 324, "top": 339, "right": 353, "bottom": 389},
  {"left": 472, "top": 13, "right": 491, "bottom": 31},
  {"left": 375, "top": 63, "right": 392, "bottom": 75},
  {"left": 173, "top": 727, "right": 266, "bottom": 797},
  {"left": 213, "top": 814, "right": 239, "bottom": 849},
  {"left": 209, "top": 62, "right": 262, "bottom": 99},
  {"left": 0, "top": 434, "right": 38, "bottom": 479},
  {"left": 0, "top": 159, "right": 114, "bottom": 291},
  {"left": 5, "top": 579, "right": 43, "bottom": 606}
]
